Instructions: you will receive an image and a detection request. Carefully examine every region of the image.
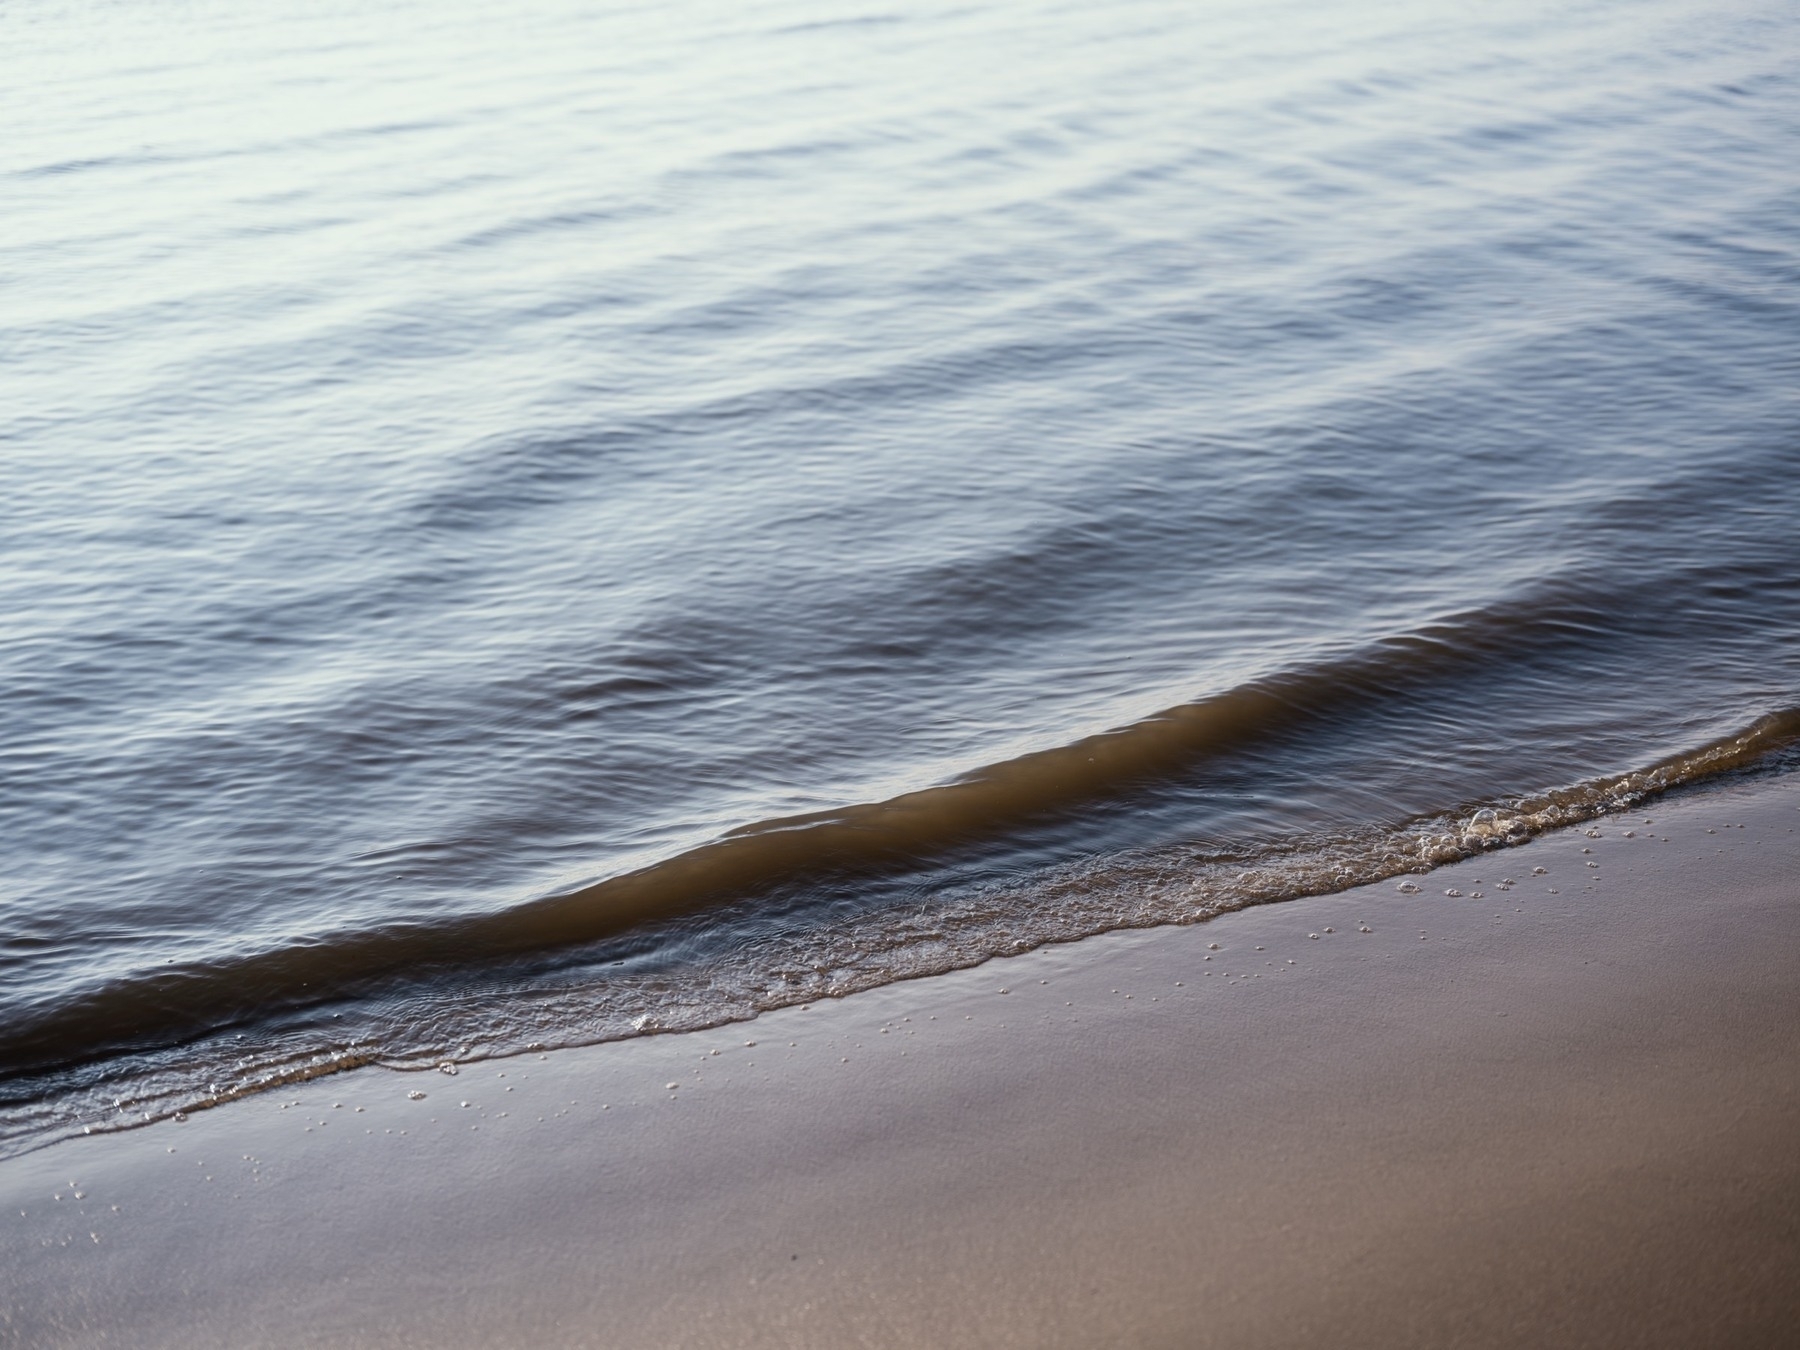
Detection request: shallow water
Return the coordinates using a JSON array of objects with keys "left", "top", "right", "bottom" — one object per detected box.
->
[{"left": 4, "top": 0, "right": 1798, "bottom": 1150}]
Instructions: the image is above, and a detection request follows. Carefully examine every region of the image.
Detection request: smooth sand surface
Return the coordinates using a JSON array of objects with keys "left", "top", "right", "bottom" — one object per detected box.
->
[{"left": 5, "top": 774, "right": 1799, "bottom": 1349}]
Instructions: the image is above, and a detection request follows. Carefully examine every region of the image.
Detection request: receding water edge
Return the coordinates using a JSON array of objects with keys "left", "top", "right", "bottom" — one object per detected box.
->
[{"left": 6, "top": 708, "right": 1795, "bottom": 1162}]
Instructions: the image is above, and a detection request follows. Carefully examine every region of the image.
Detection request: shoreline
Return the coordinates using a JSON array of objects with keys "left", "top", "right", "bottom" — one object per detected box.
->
[{"left": 5, "top": 770, "right": 1799, "bottom": 1348}]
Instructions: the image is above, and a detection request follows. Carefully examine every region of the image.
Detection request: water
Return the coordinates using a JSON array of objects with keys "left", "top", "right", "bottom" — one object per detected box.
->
[{"left": 4, "top": 0, "right": 1798, "bottom": 1152}]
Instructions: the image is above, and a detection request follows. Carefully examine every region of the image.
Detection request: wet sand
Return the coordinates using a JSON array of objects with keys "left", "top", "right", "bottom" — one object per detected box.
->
[{"left": 5, "top": 773, "right": 1799, "bottom": 1349}]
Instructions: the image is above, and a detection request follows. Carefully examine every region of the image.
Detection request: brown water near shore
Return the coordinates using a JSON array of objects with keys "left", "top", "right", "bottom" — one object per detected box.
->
[{"left": 4, "top": 771, "right": 1798, "bottom": 1348}]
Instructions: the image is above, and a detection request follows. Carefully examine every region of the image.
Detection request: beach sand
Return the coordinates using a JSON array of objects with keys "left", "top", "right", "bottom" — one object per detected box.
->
[{"left": 5, "top": 773, "right": 1798, "bottom": 1349}]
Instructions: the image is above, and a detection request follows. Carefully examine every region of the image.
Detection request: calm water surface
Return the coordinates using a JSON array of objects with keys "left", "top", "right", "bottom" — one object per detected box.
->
[{"left": 4, "top": 0, "right": 1798, "bottom": 1149}]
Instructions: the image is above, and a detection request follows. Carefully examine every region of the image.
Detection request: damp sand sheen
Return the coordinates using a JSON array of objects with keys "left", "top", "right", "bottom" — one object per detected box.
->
[{"left": 4, "top": 769, "right": 1799, "bottom": 1347}]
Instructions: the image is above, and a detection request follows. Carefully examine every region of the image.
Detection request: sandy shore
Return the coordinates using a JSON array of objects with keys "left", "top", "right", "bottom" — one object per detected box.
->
[{"left": 5, "top": 772, "right": 1799, "bottom": 1349}]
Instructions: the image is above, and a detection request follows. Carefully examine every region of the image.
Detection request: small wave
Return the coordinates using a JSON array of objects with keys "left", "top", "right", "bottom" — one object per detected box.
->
[
  {"left": 3, "top": 560, "right": 1797, "bottom": 1085},
  {"left": 4, "top": 706, "right": 1793, "bottom": 1159},
  {"left": 0, "top": 640, "right": 1795, "bottom": 1165},
  {"left": 0, "top": 588, "right": 1637, "bottom": 1077}
]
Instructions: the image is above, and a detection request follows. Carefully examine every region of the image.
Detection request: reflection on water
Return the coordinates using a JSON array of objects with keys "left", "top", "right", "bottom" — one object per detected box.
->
[{"left": 2, "top": 0, "right": 1798, "bottom": 1150}]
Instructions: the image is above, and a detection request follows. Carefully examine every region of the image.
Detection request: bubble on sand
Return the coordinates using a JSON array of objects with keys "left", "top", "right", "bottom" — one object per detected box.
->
[
  {"left": 1532, "top": 867, "right": 1547, "bottom": 875},
  {"left": 1308, "top": 933, "right": 1319, "bottom": 940},
  {"left": 1208, "top": 942, "right": 1221, "bottom": 950},
  {"left": 1358, "top": 925, "right": 1372, "bottom": 933},
  {"left": 407, "top": 1090, "right": 427, "bottom": 1101},
  {"left": 1444, "top": 888, "right": 1462, "bottom": 897},
  {"left": 437, "top": 1061, "right": 458, "bottom": 1075},
  {"left": 1396, "top": 881, "right": 1422, "bottom": 894}
]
